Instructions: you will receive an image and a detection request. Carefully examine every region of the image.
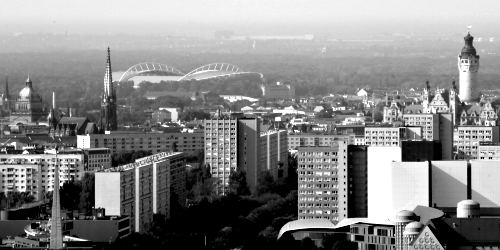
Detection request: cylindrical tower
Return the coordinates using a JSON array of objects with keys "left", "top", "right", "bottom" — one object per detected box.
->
[
  {"left": 393, "top": 210, "right": 419, "bottom": 250},
  {"left": 457, "top": 199, "right": 480, "bottom": 218},
  {"left": 458, "top": 32, "right": 479, "bottom": 103},
  {"left": 403, "top": 222, "right": 424, "bottom": 250}
]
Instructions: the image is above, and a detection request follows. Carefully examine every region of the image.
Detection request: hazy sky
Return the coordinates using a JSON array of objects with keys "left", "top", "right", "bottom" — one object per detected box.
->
[{"left": 2, "top": 0, "right": 500, "bottom": 36}]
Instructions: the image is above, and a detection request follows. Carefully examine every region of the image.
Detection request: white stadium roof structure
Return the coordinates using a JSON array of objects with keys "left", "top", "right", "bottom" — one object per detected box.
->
[
  {"left": 117, "top": 62, "right": 184, "bottom": 83},
  {"left": 117, "top": 62, "right": 263, "bottom": 83}
]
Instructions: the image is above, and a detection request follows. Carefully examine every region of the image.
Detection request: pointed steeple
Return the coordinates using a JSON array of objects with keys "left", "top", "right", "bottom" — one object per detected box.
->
[
  {"left": 104, "top": 47, "right": 114, "bottom": 99},
  {"left": 48, "top": 92, "right": 57, "bottom": 127},
  {"left": 4, "top": 76, "right": 9, "bottom": 100},
  {"left": 100, "top": 47, "right": 118, "bottom": 132},
  {"left": 49, "top": 149, "right": 63, "bottom": 249},
  {"left": 52, "top": 92, "right": 56, "bottom": 110}
]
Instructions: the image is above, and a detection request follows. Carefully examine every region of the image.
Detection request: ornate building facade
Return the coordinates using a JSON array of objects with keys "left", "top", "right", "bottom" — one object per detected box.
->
[{"left": 8, "top": 76, "right": 47, "bottom": 125}]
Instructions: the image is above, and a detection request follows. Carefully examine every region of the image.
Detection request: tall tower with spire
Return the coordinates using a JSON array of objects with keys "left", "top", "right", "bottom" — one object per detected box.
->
[
  {"left": 100, "top": 47, "right": 118, "bottom": 131},
  {"left": 458, "top": 32, "right": 480, "bottom": 102},
  {"left": 48, "top": 92, "right": 57, "bottom": 129},
  {"left": 2, "top": 76, "right": 10, "bottom": 112}
]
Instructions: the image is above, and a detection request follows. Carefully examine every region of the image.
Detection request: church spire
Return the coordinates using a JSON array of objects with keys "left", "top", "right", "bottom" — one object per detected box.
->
[
  {"left": 3, "top": 76, "right": 9, "bottom": 101},
  {"left": 49, "top": 149, "right": 63, "bottom": 249},
  {"left": 100, "top": 47, "right": 118, "bottom": 131},
  {"left": 104, "top": 47, "right": 114, "bottom": 99}
]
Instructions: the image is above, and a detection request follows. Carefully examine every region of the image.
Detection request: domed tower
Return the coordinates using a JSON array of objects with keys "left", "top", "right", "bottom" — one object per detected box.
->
[
  {"left": 10, "top": 76, "right": 46, "bottom": 124},
  {"left": 393, "top": 210, "right": 419, "bottom": 250},
  {"left": 403, "top": 222, "right": 424, "bottom": 250},
  {"left": 457, "top": 199, "right": 480, "bottom": 218},
  {"left": 458, "top": 32, "right": 480, "bottom": 102}
]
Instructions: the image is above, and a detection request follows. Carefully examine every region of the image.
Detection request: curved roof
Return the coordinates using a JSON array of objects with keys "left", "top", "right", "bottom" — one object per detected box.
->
[
  {"left": 118, "top": 62, "right": 184, "bottom": 82},
  {"left": 394, "top": 210, "right": 418, "bottom": 223},
  {"left": 277, "top": 219, "right": 335, "bottom": 239},
  {"left": 178, "top": 62, "right": 262, "bottom": 81},
  {"left": 278, "top": 217, "right": 394, "bottom": 239},
  {"left": 403, "top": 221, "right": 424, "bottom": 235},
  {"left": 457, "top": 199, "right": 480, "bottom": 208},
  {"left": 118, "top": 62, "right": 263, "bottom": 83}
]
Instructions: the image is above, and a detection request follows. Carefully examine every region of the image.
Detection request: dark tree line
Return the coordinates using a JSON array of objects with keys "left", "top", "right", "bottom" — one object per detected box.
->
[
  {"left": 0, "top": 192, "right": 35, "bottom": 209},
  {"left": 59, "top": 173, "right": 95, "bottom": 215}
]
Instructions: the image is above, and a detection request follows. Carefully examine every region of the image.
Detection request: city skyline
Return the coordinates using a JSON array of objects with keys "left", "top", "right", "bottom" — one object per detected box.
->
[{"left": 2, "top": 1, "right": 500, "bottom": 249}]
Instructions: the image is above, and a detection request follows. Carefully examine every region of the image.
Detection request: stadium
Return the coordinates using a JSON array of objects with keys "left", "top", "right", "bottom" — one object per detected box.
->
[{"left": 113, "top": 62, "right": 263, "bottom": 88}]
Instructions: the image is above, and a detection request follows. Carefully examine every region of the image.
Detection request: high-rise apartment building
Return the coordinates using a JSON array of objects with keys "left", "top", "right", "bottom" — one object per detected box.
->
[
  {"left": 204, "top": 116, "right": 287, "bottom": 195},
  {"left": 95, "top": 152, "right": 186, "bottom": 233},
  {"left": 259, "top": 129, "right": 288, "bottom": 180},
  {"left": 204, "top": 118, "right": 238, "bottom": 195},
  {"left": 297, "top": 141, "right": 348, "bottom": 223},
  {"left": 0, "top": 151, "right": 90, "bottom": 200}
]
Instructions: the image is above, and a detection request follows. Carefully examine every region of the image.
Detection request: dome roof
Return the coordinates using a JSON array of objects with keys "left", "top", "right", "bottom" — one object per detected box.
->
[
  {"left": 403, "top": 221, "right": 424, "bottom": 235},
  {"left": 18, "top": 75, "right": 41, "bottom": 101},
  {"left": 18, "top": 86, "right": 33, "bottom": 100},
  {"left": 394, "top": 210, "right": 418, "bottom": 223},
  {"left": 457, "top": 199, "right": 480, "bottom": 208}
]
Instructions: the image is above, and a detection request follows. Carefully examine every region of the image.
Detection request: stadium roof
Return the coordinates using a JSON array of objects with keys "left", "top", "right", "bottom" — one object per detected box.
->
[{"left": 117, "top": 62, "right": 262, "bottom": 83}]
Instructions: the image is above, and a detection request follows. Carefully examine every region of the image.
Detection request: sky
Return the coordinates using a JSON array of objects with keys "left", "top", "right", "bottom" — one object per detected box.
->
[{"left": 2, "top": 0, "right": 500, "bottom": 36}]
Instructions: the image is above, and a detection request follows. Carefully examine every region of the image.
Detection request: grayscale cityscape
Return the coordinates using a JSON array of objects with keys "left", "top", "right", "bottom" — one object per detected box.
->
[{"left": 1, "top": 0, "right": 500, "bottom": 249}]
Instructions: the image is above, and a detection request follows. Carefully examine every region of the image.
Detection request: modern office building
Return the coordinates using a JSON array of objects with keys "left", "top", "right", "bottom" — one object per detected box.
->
[
  {"left": 454, "top": 125, "right": 499, "bottom": 159},
  {"left": 388, "top": 160, "right": 500, "bottom": 215},
  {"left": 95, "top": 152, "right": 186, "bottom": 233},
  {"left": 288, "top": 133, "right": 355, "bottom": 151},
  {"left": 391, "top": 161, "right": 430, "bottom": 212},
  {"left": 77, "top": 130, "right": 204, "bottom": 155},
  {"left": 367, "top": 146, "right": 402, "bottom": 219},
  {"left": 470, "top": 160, "right": 500, "bottom": 208},
  {"left": 297, "top": 142, "right": 348, "bottom": 223}
]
